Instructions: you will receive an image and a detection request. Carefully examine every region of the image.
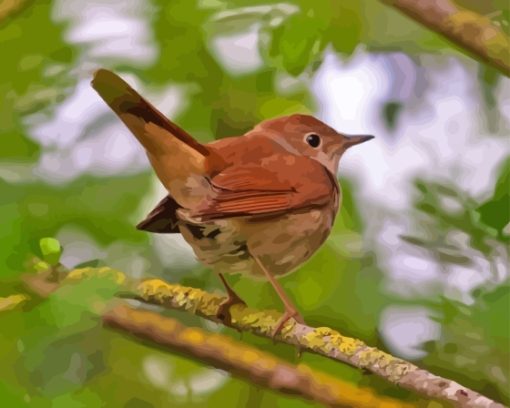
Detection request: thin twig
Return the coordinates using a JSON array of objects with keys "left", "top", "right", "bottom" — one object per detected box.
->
[
  {"left": 381, "top": 0, "right": 510, "bottom": 77},
  {"left": 103, "top": 304, "right": 413, "bottom": 408},
  {"left": 0, "top": 294, "right": 29, "bottom": 312}
]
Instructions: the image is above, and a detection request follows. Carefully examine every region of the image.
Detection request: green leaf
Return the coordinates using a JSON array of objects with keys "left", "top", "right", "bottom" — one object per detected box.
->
[
  {"left": 73, "top": 259, "right": 102, "bottom": 269},
  {"left": 478, "top": 65, "right": 500, "bottom": 108},
  {"left": 39, "top": 237, "right": 62, "bottom": 266},
  {"left": 206, "top": 3, "right": 299, "bottom": 36},
  {"left": 269, "top": 13, "right": 325, "bottom": 76},
  {"left": 329, "top": 2, "right": 363, "bottom": 55},
  {"left": 382, "top": 101, "right": 403, "bottom": 131},
  {"left": 33, "top": 260, "right": 51, "bottom": 272},
  {"left": 476, "top": 157, "right": 510, "bottom": 236}
]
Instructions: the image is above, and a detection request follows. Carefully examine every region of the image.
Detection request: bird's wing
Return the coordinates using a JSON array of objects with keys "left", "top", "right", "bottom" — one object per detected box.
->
[
  {"left": 192, "top": 155, "right": 337, "bottom": 220},
  {"left": 137, "top": 195, "right": 181, "bottom": 233}
]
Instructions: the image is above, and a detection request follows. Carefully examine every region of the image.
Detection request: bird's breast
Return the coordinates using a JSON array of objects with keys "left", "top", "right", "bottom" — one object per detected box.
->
[
  {"left": 242, "top": 204, "right": 337, "bottom": 277},
  {"left": 177, "top": 198, "right": 339, "bottom": 279}
]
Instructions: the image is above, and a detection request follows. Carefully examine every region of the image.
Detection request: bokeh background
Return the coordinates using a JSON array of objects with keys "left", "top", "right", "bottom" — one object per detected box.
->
[{"left": 1, "top": 0, "right": 509, "bottom": 406}]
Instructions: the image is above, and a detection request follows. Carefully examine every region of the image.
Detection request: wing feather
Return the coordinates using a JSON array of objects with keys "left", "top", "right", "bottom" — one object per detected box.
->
[{"left": 193, "top": 155, "right": 336, "bottom": 220}]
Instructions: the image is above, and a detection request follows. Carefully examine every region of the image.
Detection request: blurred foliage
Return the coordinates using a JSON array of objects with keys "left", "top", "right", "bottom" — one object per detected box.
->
[
  {"left": 0, "top": 173, "right": 152, "bottom": 281},
  {"left": 424, "top": 283, "right": 510, "bottom": 405},
  {"left": 0, "top": 2, "right": 76, "bottom": 162},
  {"left": 0, "top": 0, "right": 509, "bottom": 407},
  {"left": 477, "top": 158, "right": 510, "bottom": 237},
  {"left": 382, "top": 101, "right": 403, "bottom": 131},
  {"left": 401, "top": 157, "right": 509, "bottom": 274},
  {"left": 399, "top": 160, "right": 510, "bottom": 404}
]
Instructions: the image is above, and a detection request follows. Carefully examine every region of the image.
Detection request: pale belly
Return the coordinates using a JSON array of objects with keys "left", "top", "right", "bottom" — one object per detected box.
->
[{"left": 178, "top": 206, "right": 337, "bottom": 279}]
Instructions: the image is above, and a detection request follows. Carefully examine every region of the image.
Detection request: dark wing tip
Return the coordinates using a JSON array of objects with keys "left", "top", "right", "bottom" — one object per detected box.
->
[{"left": 136, "top": 195, "right": 181, "bottom": 234}]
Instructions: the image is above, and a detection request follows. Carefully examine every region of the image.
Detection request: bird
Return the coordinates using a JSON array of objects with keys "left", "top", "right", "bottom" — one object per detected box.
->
[{"left": 91, "top": 69, "right": 374, "bottom": 336}]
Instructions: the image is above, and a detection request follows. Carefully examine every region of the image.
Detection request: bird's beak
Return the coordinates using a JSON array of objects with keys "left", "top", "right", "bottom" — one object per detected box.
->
[{"left": 343, "top": 134, "right": 375, "bottom": 148}]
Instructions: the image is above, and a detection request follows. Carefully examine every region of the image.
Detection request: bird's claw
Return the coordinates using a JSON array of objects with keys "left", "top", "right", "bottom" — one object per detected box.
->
[{"left": 271, "top": 308, "right": 305, "bottom": 339}]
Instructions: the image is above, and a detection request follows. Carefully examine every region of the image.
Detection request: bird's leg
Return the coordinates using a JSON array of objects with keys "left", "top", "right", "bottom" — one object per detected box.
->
[
  {"left": 252, "top": 255, "right": 305, "bottom": 338},
  {"left": 216, "top": 273, "right": 246, "bottom": 325}
]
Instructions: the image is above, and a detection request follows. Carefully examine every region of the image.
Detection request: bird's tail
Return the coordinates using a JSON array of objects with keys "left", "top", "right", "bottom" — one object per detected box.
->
[{"left": 91, "top": 69, "right": 214, "bottom": 208}]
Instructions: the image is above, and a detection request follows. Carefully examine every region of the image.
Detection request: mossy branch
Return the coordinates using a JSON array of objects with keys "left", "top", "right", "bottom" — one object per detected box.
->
[
  {"left": 0, "top": 294, "right": 29, "bottom": 312},
  {"left": 381, "top": 0, "right": 510, "bottom": 77},
  {"left": 103, "top": 304, "right": 412, "bottom": 408},
  {"left": 23, "top": 268, "right": 410, "bottom": 407},
  {"left": 21, "top": 267, "right": 504, "bottom": 407},
  {"left": 52, "top": 267, "right": 504, "bottom": 408}
]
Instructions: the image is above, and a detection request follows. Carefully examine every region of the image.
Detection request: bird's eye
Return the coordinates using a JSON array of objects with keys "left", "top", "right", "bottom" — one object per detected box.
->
[{"left": 305, "top": 133, "right": 321, "bottom": 148}]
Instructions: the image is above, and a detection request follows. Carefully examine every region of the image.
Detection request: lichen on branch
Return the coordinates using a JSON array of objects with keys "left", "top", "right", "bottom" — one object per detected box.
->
[
  {"left": 131, "top": 276, "right": 504, "bottom": 408},
  {"left": 381, "top": 0, "right": 510, "bottom": 77},
  {"left": 103, "top": 304, "right": 412, "bottom": 408},
  {"left": 30, "top": 267, "right": 505, "bottom": 408}
]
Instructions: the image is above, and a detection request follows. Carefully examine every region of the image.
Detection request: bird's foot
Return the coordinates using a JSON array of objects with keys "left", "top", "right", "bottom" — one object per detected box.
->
[{"left": 271, "top": 308, "right": 305, "bottom": 339}]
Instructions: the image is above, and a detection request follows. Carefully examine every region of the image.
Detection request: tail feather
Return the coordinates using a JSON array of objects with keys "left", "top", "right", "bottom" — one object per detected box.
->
[
  {"left": 91, "top": 69, "right": 208, "bottom": 157},
  {"left": 91, "top": 69, "right": 213, "bottom": 208}
]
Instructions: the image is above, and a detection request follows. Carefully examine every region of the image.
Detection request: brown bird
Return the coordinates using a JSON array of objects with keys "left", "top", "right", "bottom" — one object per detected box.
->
[{"left": 91, "top": 69, "right": 373, "bottom": 336}]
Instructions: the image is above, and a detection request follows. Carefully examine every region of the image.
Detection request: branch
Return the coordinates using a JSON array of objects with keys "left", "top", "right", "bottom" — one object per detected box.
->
[
  {"left": 0, "top": 294, "right": 29, "bottom": 312},
  {"left": 0, "top": 0, "right": 32, "bottom": 23},
  {"left": 58, "top": 267, "right": 504, "bottom": 408},
  {"left": 132, "top": 280, "right": 504, "bottom": 408},
  {"left": 103, "top": 304, "right": 412, "bottom": 408},
  {"left": 381, "top": 0, "right": 510, "bottom": 77}
]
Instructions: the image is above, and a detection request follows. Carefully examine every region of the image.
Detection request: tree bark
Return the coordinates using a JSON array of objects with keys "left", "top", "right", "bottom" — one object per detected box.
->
[
  {"left": 103, "top": 304, "right": 413, "bottom": 408},
  {"left": 381, "top": 0, "right": 510, "bottom": 77},
  {"left": 50, "top": 267, "right": 505, "bottom": 408}
]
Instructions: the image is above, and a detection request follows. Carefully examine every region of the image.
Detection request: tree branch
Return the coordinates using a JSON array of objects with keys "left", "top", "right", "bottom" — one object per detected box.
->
[
  {"left": 0, "top": 294, "right": 29, "bottom": 312},
  {"left": 381, "top": 0, "right": 510, "bottom": 77},
  {"left": 103, "top": 303, "right": 412, "bottom": 408},
  {"left": 57, "top": 267, "right": 504, "bottom": 408},
  {"left": 0, "top": 0, "right": 32, "bottom": 23},
  {"left": 23, "top": 269, "right": 410, "bottom": 407}
]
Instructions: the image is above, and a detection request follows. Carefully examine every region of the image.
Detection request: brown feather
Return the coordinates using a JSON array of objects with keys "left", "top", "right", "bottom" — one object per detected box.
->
[
  {"left": 91, "top": 69, "right": 208, "bottom": 156},
  {"left": 91, "top": 69, "right": 223, "bottom": 208},
  {"left": 137, "top": 195, "right": 181, "bottom": 233},
  {"left": 193, "top": 155, "right": 336, "bottom": 220}
]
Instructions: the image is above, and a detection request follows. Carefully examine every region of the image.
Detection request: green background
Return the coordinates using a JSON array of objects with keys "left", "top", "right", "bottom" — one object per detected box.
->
[{"left": 1, "top": 1, "right": 509, "bottom": 407}]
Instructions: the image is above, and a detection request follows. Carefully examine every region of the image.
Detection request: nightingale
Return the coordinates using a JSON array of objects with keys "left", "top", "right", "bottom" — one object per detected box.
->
[{"left": 91, "top": 69, "right": 373, "bottom": 336}]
